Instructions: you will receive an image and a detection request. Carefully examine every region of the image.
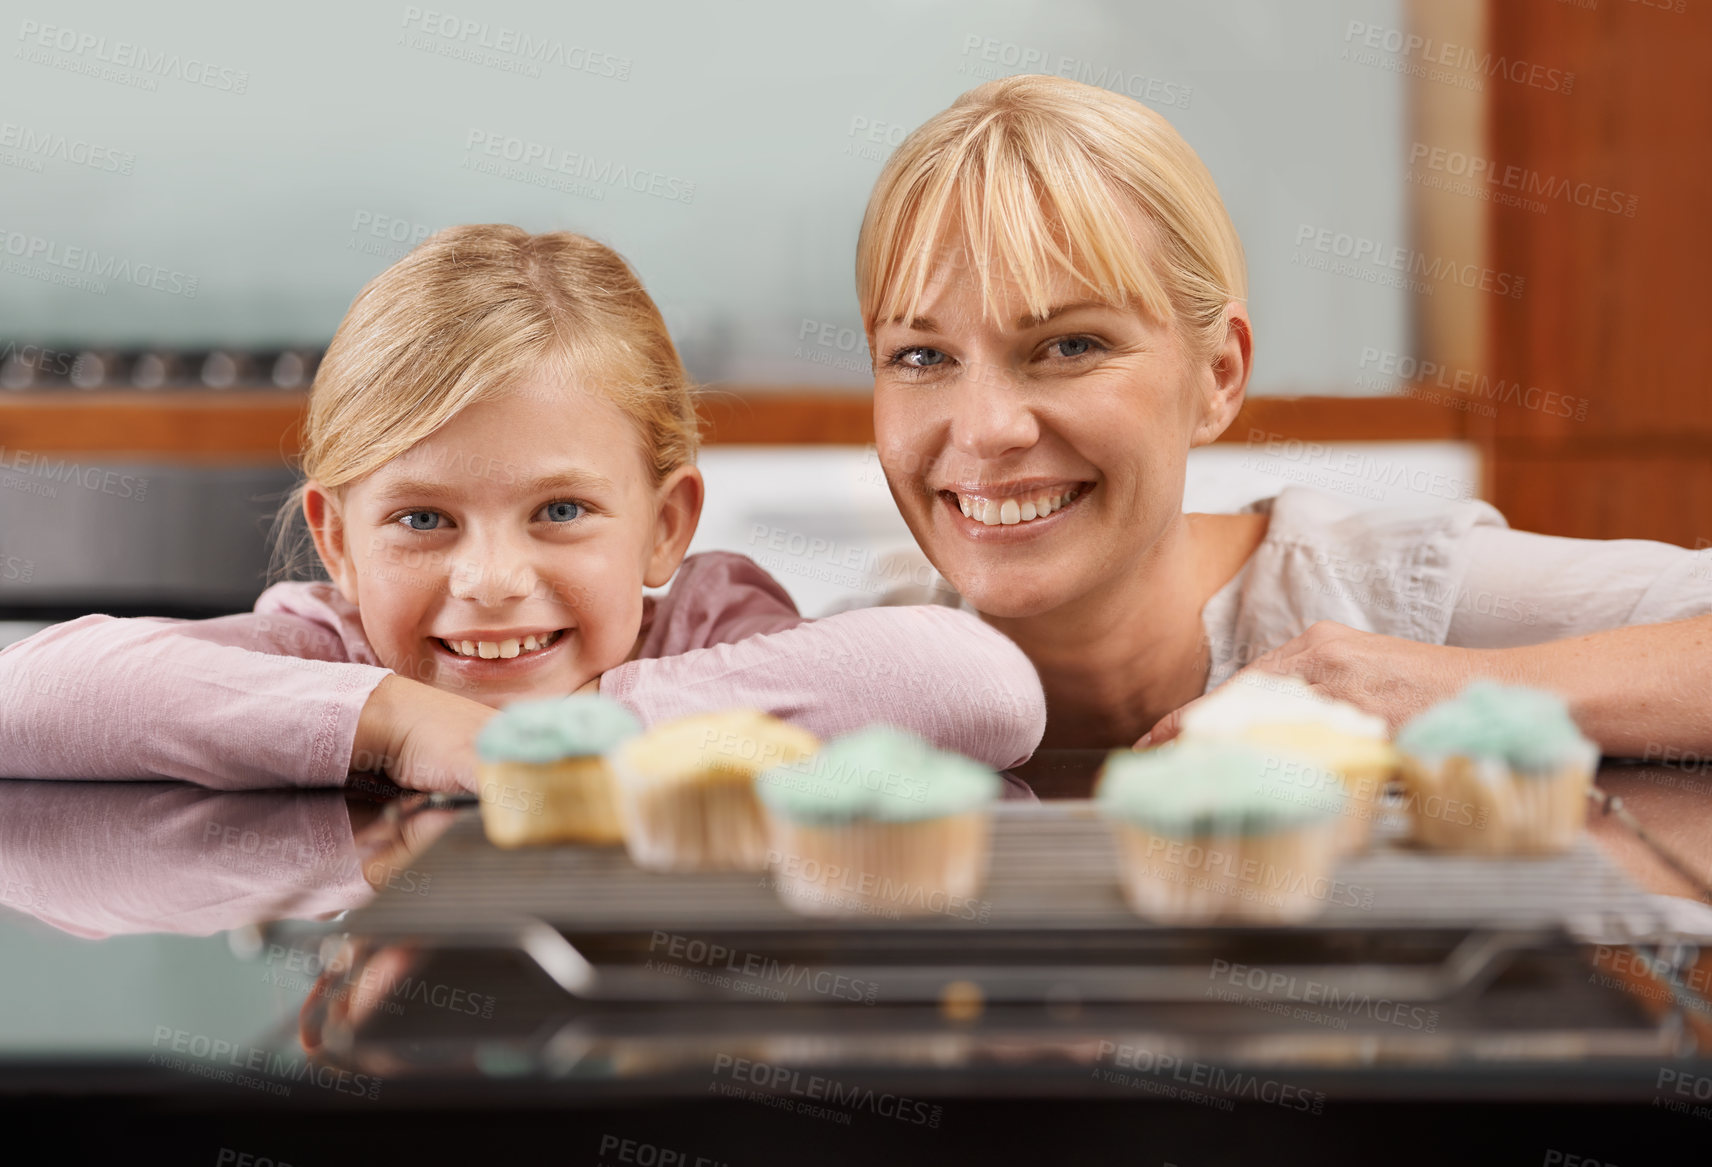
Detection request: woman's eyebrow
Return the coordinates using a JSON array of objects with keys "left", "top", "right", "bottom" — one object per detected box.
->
[
  {"left": 886, "top": 315, "right": 942, "bottom": 333},
  {"left": 1016, "top": 300, "right": 1111, "bottom": 329}
]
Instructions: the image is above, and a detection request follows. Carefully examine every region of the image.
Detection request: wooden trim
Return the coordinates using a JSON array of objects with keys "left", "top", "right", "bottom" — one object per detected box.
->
[
  {"left": 700, "top": 388, "right": 1475, "bottom": 446},
  {"left": 696, "top": 389, "right": 873, "bottom": 445},
  {"left": 0, "top": 387, "right": 1478, "bottom": 462},
  {"left": 0, "top": 391, "right": 306, "bottom": 463}
]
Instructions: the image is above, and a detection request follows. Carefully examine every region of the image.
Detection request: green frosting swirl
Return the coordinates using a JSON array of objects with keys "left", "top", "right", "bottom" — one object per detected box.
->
[
  {"left": 1097, "top": 739, "right": 1345, "bottom": 837},
  {"left": 755, "top": 726, "right": 998, "bottom": 824},
  {"left": 475, "top": 695, "right": 642, "bottom": 763},
  {"left": 1395, "top": 681, "right": 1594, "bottom": 773}
]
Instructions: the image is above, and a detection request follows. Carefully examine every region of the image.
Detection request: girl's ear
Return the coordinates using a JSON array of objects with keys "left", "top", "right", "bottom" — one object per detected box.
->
[
  {"left": 643, "top": 464, "right": 705, "bottom": 589},
  {"left": 1189, "top": 301, "right": 1253, "bottom": 448},
  {"left": 303, "top": 480, "right": 360, "bottom": 605}
]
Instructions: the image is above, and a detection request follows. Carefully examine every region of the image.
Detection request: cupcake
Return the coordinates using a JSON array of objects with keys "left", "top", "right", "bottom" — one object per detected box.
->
[
  {"left": 611, "top": 710, "right": 819, "bottom": 872},
  {"left": 1096, "top": 739, "right": 1348, "bottom": 923},
  {"left": 474, "top": 695, "right": 641, "bottom": 848},
  {"left": 1395, "top": 681, "right": 1598, "bottom": 855},
  {"left": 1179, "top": 673, "right": 1396, "bottom": 853},
  {"left": 755, "top": 727, "right": 999, "bottom": 918}
]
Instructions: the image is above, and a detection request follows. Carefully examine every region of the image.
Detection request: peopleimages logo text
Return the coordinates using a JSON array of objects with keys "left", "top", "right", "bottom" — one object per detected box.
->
[{"left": 15, "top": 20, "right": 249, "bottom": 93}]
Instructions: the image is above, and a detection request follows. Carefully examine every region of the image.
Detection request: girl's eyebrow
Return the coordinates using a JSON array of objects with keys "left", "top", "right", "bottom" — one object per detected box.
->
[{"left": 369, "top": 469, "right": 617, "bottom": 504}]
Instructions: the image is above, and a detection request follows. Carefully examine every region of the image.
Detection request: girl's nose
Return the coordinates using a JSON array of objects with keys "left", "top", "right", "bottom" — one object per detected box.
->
[
  {"left": 947, "top": 360, "right": 1039, "bottom": 461},
  {"left": 446, "top": 539, "right": 540, "bottom": 607}
]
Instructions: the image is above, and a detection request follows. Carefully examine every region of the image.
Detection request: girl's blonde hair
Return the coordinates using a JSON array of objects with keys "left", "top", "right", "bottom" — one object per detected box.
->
[
  {"left": 274, "top": 224, "right": 699, "bottom": 576},
  {"left": 857, "top": 75, "right": 1247, "bottom": 362}
]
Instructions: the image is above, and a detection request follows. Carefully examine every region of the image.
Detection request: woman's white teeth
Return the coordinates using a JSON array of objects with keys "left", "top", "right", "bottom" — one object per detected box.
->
[
  {"left": 962, "top": 487, "right": 1081, "bottom": 526},
  {"left": 444, "top": 630, "right": 560, "bottom": 659}
]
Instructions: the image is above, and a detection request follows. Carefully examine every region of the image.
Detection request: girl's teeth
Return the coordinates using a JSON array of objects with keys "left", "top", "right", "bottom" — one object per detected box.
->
[
  {"left": 960, "top": 487, "right": 1080, "bottom": 527},
  {"left": 443, "top": 630, "right": 560, "bottom": 659}
]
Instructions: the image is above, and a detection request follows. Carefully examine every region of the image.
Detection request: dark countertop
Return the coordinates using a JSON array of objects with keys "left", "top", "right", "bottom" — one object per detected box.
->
[{"left": 2, "top": 759, "right": 1711, "bottom": 1162}]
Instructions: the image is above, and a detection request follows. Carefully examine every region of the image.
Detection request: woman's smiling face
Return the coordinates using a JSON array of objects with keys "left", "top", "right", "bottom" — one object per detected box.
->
[
  {"left": 307, "top": 378, "right": 701, "bottom": 708},
  {"left": 871, "top": 240, "right": 1234, "bottom": 620}
]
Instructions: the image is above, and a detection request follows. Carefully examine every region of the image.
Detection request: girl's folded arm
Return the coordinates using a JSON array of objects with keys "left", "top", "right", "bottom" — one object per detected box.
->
[
  {"left": 599, "top": 605, "right": 1047, "bottom": 769},
  {"left": 0, "top": 613, "right": 391, "bottom": 788}
]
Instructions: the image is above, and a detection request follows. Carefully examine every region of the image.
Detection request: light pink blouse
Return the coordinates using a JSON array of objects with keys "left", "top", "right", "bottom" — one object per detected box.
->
[{"left": 0, "top": 552, "right": 1046, "bottom": 788}]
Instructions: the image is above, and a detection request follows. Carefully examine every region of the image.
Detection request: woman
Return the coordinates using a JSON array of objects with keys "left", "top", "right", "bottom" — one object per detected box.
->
[{"left": 857, "top": 75, "right": 1711, "bottom": 752}]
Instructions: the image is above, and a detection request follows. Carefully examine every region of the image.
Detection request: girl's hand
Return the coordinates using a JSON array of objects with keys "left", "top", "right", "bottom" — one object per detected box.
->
[
  {"left": 352, "top": 674, "right": 497, "bottom": 793},
  {"left": 1137, "top": 621, "right": 1488, "bottom": 748}
]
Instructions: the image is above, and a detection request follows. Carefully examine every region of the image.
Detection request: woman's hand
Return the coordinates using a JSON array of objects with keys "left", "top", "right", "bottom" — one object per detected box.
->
[
  {"left": 351, "top": 674, "right": 498, "bottom": 793},
  {"left": 1138, "top": 621, "right": 1487, "bottom": 748}
]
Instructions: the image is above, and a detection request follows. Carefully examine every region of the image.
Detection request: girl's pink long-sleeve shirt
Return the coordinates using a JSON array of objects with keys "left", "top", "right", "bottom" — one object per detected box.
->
[{"left": 0, "top": 552, "right": 1046, "bottom": 789}]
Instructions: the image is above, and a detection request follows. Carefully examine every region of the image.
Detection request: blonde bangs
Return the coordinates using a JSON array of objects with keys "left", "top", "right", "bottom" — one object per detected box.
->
[{"left": 859, "top": 75, "right": 1246, "bottom": 360}]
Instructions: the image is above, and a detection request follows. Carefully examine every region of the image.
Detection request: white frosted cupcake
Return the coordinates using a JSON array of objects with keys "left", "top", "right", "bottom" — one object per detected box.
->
[
  {"left": 1096, "top": 739, "right": 1348, "bottom": 924},
  {"left": 756, "top": 727, "right": 999, "bottom": 918},
  {"left": 611, "top": 710, "right": 819, "bottom": 872},
  {"left": 1180, "top": 673, "right": 1396, "bottom": 854},
  {"left": 1395, "top": 681, "right": 1598, "bottom": 855},
  {"left": 474, "top": 695, "right": 641, "bottom": 848}
]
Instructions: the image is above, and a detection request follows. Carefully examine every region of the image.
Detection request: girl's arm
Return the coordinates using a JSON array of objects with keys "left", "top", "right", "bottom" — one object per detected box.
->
[
  {"left": 600, "top": 603, "right": 1047, "bottom": 770},
  {"left": 0, "top": 612, "right": 394, "bottom": 789}
]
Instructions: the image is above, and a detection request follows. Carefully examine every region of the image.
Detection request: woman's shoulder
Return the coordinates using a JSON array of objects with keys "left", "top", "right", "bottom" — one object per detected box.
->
[
  {"left": 1204, "top": 487, "right": 1513, "bottom": 683},
  {"left": 1258, "top": 484, "right": 1509, "bottom": 547}
]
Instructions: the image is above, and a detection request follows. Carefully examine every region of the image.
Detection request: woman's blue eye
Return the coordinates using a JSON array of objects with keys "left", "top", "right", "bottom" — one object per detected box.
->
[
  {"left": 399, "top": 511, "right": 441, "bottom": 531},
  {"left": 894, "top": 346, "right": 947, "bottom": 369},
  {"left": 542, "top": 500, "right": 582, "bottom": 523},
  {"left": 1053, "top": 337, "right": 1095, "bottom": 359}
]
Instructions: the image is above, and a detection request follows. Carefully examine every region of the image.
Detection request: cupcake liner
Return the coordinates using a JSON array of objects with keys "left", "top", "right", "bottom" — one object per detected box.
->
[
  {"left": 477, "top": 757, "right": 623, "bottom": 848},
  {"left": 1400, "top": 747, "right": 1593, "bottom": 855},
  {"left": 1109, "top": 819, "right": 1344, "bottom": 924},
  {"left": 1331, "top": 763, "right": 1391, "bottom": 856},
  {"left": 611, "top": 755, "right": 773, "bottom": 872},
  {"left": 764, "top": 812, "right": 992, "bottom": 918}
]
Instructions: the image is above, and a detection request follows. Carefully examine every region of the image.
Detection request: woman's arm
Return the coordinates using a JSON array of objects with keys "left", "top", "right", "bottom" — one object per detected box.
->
[
  {"left": 600, "top": 604, "right": 1047, "bottom": 770},
  {"left": 1143, "top": 614, "right": 1712, "bottom": 756},
  {"left": 1146, "top": 523, "right": 1712, "bottom": 753}
]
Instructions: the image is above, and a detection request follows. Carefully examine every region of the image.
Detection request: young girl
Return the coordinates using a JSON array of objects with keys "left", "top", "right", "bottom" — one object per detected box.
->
[{"left": 0, "top": 225, "right": 1045, "bottom": 792}]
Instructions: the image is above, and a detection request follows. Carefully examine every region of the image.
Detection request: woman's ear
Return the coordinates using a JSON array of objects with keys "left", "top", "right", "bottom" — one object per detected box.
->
[
  {"left": 1189, "top": 301, "right": 1253, "bottom": 448},
  {"left": 644, "top": 464, "right": 706, "bottom": 588},
  {"left": 303, "top": 480, "right": 360, "bottom": 605}
]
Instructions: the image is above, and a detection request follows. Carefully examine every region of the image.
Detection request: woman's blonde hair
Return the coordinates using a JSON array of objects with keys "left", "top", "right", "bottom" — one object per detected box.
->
[
  {"left": 274, "top": 224, "right": 699, "bottom": 576},
  {"left": 857, "top": 75, "right": 1247, "bottom": 362}
]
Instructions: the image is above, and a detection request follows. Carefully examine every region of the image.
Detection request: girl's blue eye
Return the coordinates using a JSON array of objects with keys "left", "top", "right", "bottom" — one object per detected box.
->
[
  {"left": 399, "top": 511, "right": 441, "bottom": 531},
  {"left": 541, "top": 500, "right": 582, "bottom": 523}
]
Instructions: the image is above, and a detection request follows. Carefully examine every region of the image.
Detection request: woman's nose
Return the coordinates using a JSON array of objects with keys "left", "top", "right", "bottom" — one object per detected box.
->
[{"left": 947, "top": 360, "right": 1040, "bottom": 460}]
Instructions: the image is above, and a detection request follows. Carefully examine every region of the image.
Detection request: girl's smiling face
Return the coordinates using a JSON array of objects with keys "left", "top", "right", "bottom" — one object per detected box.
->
[{"left": 306, "top": 377, "right": 702, "bottom": 707}]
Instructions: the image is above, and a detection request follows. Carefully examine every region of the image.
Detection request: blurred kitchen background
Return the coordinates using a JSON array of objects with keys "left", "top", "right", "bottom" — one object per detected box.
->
[{"left": 1, "top": 0, "right": 1706, "bottom": 635}]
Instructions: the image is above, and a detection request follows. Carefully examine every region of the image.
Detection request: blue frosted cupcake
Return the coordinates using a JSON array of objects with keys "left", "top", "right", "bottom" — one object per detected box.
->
[
  {"left": 1096, "top": 739, "right": 1348, "bottom": 923},
  {"left": 755, "top": 727, "right": 999, "bottom": 917},
  {"left": 475, "top": 695, "right": 641, "bottom": 847},
  {"left": 1395, "top": 681, "right": 1598, "bottom": 854}
]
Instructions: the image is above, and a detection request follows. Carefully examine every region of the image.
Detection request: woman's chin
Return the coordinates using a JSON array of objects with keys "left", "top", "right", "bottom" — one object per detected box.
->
[{"left": 944, "top": 563, "right": 1082, "bottom": 622}]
